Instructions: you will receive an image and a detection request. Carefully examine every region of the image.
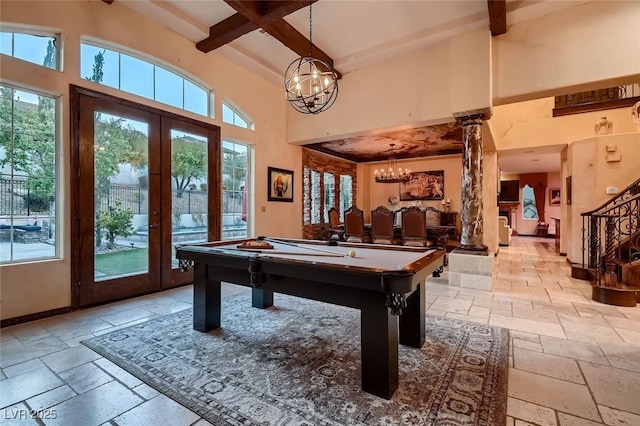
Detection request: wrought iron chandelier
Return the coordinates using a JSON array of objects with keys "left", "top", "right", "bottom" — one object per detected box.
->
[
  {"left": 284, "top": 1, "right": 338, "bottom": 114},
  {"left": 374, "top": 144, "right": 411, "bottom": 183}
]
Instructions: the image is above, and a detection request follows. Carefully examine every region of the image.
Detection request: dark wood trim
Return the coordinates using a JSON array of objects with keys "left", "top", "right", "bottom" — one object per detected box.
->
[
  {"left": 222, "top": 0, "right": 341, "bottom": 79},
  {"left": 69, "top": 85, "right": 221, "bottom": 305},
  {"left": 197, "top": 1, "right": 317, "bottom": 53},
  {"left": 1, "top": 307, "right": 73, "bottom": 328},
  {"left": 553, "top": 96, "right": 640, "bottom": 117},
  {"left": 487, "top": 0, "right": 507, "bottom": 36}
]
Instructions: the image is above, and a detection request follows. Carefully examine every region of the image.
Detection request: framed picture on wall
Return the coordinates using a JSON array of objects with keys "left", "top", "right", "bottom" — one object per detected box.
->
[
  {"left": 549, "top": 188, "right": 561, "bottom": 205},
  {"left": 566, "top": 176, "right": 572, "bottom": 205},
  {"left": 268, "top": 167, "right": 294, "bottom": 202},
  {"left": 399, "top": 170, "right": 444, "bottom": 201}
]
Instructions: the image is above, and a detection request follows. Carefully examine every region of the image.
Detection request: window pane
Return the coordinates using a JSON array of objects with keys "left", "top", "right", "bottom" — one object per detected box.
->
[
  {"left": 184, "top": 80, "right": 208, "bottom": 116},
  {"left": 222, "top": 140, "right": 249, "bottom": 240},
  {"left": 222, "top": 104, "right": 233, "bottom": 124},
  {"left": 340, "top": 175, "right": 353, "bottom": 221},
  {"left": 323, "top": 172, "right": 335, "bottom": 223},
  {"left": 0, "top": 32, "right": 12, "bottom": 55},
  {"left": 0, "top": 86, "right": 57, "bottom": 263},
  {"left": 155, "top": 67, "right": 183, "bottom": 109},
  {"left": 311, "top": 171, "right": 321, "bottom": 224},
  {"left": 234, "top": 115, "right": 248, "bottom": 129},
  {"left": 120, "top": 54, "right": 153, "bottom": 98},
  {"left": 522, "top": 185, "right": 539, "bottom": 219},
  {"left": 13, "top": 33, "right": 56, "bottom": 69}
]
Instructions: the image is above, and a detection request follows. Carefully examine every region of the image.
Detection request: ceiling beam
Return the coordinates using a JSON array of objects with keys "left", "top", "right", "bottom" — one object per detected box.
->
[
  {"left": 487, "top": 0, "right": 506, "bottom": 36},
  {"left": 197, "top": 0, "right": 341, "bottom": 79},
  {"left": 223, "top": 0, "right": 341, "bottom": 79},
  {"left": 197, "top": 1, "right": 317, "bottom": 53}
]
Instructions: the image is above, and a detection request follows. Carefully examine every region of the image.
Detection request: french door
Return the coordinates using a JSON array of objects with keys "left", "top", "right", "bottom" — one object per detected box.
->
[{"left": 71, "top": 86, "right": 220, "bottom": 307}]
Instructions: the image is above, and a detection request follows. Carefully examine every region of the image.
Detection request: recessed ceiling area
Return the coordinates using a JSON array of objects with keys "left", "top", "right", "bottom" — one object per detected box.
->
[
  {"left": 305, "top": 123, "right": 463, "bottom": 163},
  {"left": 498, "top": 144, "right": 565, "bottom": 174}
]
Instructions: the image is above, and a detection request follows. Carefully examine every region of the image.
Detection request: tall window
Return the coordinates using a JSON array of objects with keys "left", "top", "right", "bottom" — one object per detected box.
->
[
  {"left": 522, "top": 184, "right": 539, "bottom": 219},
  {"left": 0, "top": 30, "right": 59, "bottom": 70},
  {"left": 323, "top": 172, "right": 335, "bottom": 223},
  {"left": 0, "top": 85, "right": 58, "bottom": 263},
  {"left": 222, "top": 140, "right": 250, "bottom": 239},
  {"left": 222, "top": 102, "right": 253, "bottom": 130},
  {"left": 302, "top": 150, "right": 356, "bottom": 227},
  {"left": 339, "top": 175, "right": 353, "bottom": 221},
  {"left": 80, "top": 41, "right": 210, "bottom": 117}
]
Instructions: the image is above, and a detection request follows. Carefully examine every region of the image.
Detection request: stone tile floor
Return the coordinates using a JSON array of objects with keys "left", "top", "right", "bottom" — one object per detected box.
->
[{"left": 1, "top": 236, "right": 639, "bottom": 425}]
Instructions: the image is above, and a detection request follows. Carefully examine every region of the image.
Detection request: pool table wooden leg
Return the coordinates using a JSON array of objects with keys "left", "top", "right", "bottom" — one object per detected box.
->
[
  {"left": 251, "top": 288, "right": 274, "bottom": 308},
  {"left": 360, "top": 290, "right": 399, "bottom": 399},
  {"left": 193, "top": 264, "right": 221, "bottom": 332},
  {"left": 399, "top": 282, "right": 425, "bottom": 348}
]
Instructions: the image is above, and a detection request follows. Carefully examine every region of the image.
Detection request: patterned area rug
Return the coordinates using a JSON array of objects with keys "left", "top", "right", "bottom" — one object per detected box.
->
[{"left": 82, "top": 293, "right": 508, "bottom": 425}]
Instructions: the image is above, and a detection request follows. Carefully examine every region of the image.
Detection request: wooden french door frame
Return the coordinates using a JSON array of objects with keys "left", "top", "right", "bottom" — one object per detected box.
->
[
  {"left": 70, "top": 85, "right": 221, "bottom": 308},
  {"left": 161, "top": 116, "right": 220, "bottom": 289}
]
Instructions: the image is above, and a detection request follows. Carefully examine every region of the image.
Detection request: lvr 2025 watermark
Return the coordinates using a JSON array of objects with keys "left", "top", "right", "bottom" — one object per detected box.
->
[{"left": 3, "top": 408, "right": 57, "bottom": 419}]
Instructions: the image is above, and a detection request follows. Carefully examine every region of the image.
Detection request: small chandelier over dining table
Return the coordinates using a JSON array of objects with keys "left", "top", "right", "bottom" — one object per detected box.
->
[
  {"left": 374, "top": 144, "right": 411, "bottom": 183},
  {"left": 284, "top": 0, "right": 338, "bottom": 114}
]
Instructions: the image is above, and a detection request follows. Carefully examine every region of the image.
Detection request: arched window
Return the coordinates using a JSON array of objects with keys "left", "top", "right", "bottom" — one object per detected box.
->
[
  {"left": 222, "top": 102, "right": 253, "bottom": 130},
  {"left": 522, "top": 184, "right": 539, "bottom": 219},
  {"left": 1, "top": 28, "right": 59, "bottom": 70},
  {"left": 80, "top": 40, "right": 211, "bottom": 117}
]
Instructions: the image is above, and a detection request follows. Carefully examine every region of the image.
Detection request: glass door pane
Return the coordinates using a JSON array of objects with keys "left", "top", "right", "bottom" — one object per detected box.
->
[
  {"left": 170, "top": 129, "right": 208, "bottom": 269},
  {"left": 93, "top": 112, "right": 149, "bottom": 280},
  {"left": 222, "top": 140, "right": 248, "bottom": 239}
]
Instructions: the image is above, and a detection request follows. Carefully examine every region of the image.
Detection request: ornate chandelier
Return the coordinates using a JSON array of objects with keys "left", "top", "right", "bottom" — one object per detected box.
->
[
  {"left": 374, "top": 144, "right": 411, "bottom": 183},
  {"left": 284, "top": 1, "right": 338, "bottom": 114}
]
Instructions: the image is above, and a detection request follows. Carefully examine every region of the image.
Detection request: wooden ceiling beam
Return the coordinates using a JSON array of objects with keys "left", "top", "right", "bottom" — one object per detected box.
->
[
  {"left": 197, "top": 1, "right": 317, "bottom": 53},
  {"left": 196, "top": 14, "right": 258, "bottom": 52},
  {"left": 487, "top": 0, "right": 507, "bottom": 36},
  {"left": 223, "top": 0, "right": 341, "bottom": 79}
]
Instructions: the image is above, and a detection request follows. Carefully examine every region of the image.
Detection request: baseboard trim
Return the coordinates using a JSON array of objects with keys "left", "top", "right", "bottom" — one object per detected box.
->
[{"left": 1, "top": 306, "right": 73, "bottom": 328}]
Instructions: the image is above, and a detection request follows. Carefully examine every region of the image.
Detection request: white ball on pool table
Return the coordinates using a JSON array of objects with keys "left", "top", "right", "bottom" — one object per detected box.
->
[{"left": 347, "top": 249, "right": 357, "bottom": 258}]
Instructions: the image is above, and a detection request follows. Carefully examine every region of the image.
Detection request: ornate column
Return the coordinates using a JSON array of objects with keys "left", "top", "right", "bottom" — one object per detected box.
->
[{"left": 456, "top": 113, "right": 488, "bottom": 254}]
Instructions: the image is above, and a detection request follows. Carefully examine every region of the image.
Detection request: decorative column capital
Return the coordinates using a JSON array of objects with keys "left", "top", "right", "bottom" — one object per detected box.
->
[{"left": 453, "top": 107, "right": 492, "bottom": 123}]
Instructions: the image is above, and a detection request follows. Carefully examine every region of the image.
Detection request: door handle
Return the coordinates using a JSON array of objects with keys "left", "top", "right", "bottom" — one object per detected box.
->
[{"left": 149, "top": 223, "right": 160, "bottom": 228}]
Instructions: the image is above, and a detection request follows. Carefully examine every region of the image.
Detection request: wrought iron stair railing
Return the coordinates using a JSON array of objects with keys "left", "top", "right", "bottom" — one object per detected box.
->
[{"left": 581, "top": 178, "right": 640, "bottom": 290}]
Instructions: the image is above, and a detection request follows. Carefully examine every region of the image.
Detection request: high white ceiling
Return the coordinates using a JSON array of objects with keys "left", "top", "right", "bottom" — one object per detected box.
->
[
  {"left": 121, "top": 0, "right": 589, "bottom": 85},
  {"left": 119, "top": 0, "right": 581, "bottom": 173}
]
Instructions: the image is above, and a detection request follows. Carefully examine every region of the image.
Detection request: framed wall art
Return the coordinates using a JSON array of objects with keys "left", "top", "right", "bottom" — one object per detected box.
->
[
  {"left": 268, "top": 167, "right": 294, "bottom": 202},
  {"left": 400, "top": 170, "right": 444, "bottom": 201},
  {"left": 549, "top": 188, "right": 561, "bottom": 205}
]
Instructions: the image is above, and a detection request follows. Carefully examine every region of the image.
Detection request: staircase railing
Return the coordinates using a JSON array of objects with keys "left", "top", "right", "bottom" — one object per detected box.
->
[{"left": 581, "top": 179, "right": 640, "bottom": 288}]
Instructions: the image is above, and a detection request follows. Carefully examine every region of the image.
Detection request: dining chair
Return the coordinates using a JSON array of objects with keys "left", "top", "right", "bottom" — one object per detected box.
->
[
  {"left": 344, "top": 206, "right": 371, "bottom": 243},
  {"left": 401, "top": 206, "right": 430, "bottom": 247},
  {"left": 370, "top": 206, "right": 401, "bottom": 245},
  {"left": 424, "top": 206, "right": 448, "bottom": 249},
  {"left": 327, "top": 206, "right": 344, "bottom": 241}
]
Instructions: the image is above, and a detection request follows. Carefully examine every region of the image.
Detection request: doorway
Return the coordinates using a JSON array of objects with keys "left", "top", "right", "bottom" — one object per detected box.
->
[{"left": 71, "top": 86, "right": 220, "bottom": 307}]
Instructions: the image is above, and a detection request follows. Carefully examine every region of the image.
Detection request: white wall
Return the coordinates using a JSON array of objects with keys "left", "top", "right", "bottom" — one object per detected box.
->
[
  {"left": 493, "top": 0, "right": 640, "bottom": 104},
  {"left": 0, "top": 0, "right": 296, "bottom": 320}
]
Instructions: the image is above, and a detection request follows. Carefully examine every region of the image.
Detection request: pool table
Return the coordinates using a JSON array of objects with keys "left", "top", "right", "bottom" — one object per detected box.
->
[{"left": 176, "top": 237, "right": 445, "bottom": 399}]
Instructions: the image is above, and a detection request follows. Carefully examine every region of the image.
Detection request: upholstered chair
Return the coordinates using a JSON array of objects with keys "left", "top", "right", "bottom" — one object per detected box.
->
[
  {"left": 327, "top": 207, "right": 344, "bottom": 241},
  {"left": 401, "top": 206, "right": 429, "bottom": 247},
  {"left": 424, "top": 206, "right": 448, "bottom": 248},
  {"left": 344, "top": 206, "right": 371, "bottom": 243},
  {"left": 370, "top": 206, "right": 401, "bottom": 245}
]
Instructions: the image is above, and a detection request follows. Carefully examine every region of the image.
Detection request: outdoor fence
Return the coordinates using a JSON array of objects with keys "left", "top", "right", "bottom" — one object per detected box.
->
[{"left": 2, "top": 179, "right": 243, "bottom": 216}]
